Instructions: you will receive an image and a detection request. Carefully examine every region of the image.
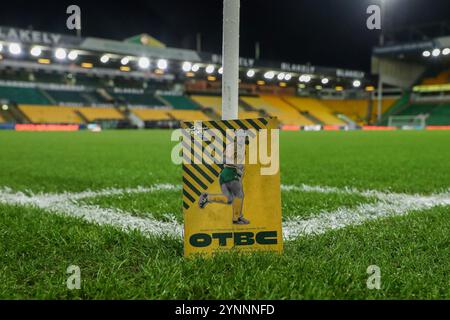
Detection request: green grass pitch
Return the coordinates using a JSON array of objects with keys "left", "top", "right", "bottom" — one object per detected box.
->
[{"left": 0, "top": 130, "right": 449, "bottom": 299}]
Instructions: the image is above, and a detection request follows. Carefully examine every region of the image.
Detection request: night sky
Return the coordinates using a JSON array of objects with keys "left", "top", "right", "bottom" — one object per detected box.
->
[{"left": 1, "top": 0, "right": 450, "bottom": 72}]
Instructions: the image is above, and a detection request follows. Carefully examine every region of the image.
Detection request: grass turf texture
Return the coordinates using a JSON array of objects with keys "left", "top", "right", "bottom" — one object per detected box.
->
[{"left": 0, "top": 130, "right": 449, "bottom": 299}]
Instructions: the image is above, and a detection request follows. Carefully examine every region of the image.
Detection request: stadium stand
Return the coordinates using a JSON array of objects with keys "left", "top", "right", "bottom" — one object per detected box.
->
[
  {"left": 19, "top": 105, "right": 84, "bottom": 124},
  {"left": 191, "top": 95, "right": 222, "bottom": 112},
  {"left": 322, "top": 99, "right": 395, "bottom": 125},
  {"left": 191, "top": 95, "right": 258, "bottom": 119},
  {"left": 239, "top": 111, "right": 262, "bottom": 119},
  {"left": 321, "top": 99, "right": 368, "bottom": 125},
  {"left": 369, "top": 99, "right": 396, "bottom": 123},
  {"left": 0, "top": 114, "right": 5, "bottom": 123},
  {"left": 131, "top": 108, "right": 172, "bottom": 121},
  {"left": 0, "top": 86, "right": 51, "bottom": 105},
  {"left": 282, "top": 97, "right": 346, "bottom": 126},
  {"left": 159, "top": 95, "right": 200, "bottom": 110},
  {"left": 422, "top": 70, "right": 450, "bottom": 85},
  {"left": 112, "top": 92, "right": 165, "bottom": 107},
  {"left": 243, "top": 95, "right": 315, "bottom": 126},
  {"left": 395, "top": 103, "right": 450, "bottom": 126},
  {"left": 78, "top": 108, "right": 125, "bottom": 122},
  {"left": 168, "top": 110, "right": 211, "bottom": 121},
  {"left": 46, "top": 90, "right": 90, "bottom": 105}
]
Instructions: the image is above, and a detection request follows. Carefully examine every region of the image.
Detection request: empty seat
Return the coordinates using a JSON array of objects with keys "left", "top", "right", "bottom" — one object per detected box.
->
[
  {"left": 191, "top": 95, "right": 223, "bottom": 112},
  {"left": 160, "top": 95, "right": 200, "bottom": 110},
  {"left": 19, "top": 105, "right": 83, "bottom": 124},
  {"left": 132, "top": 109, "right": 171, "bottom": 121},
  {"left": 78, "top": 107, "right": 125, "bottom": 121},
  {"left": 0, "top": 86, "right": 50, "bottom": 105},
  {"left": 169, "top": 110, "right": 211, "bottom": 121},
  {"left": 243, "top": 96, "right": 314, "bottom": 126},
  {"left": 46, "top": 90, "right": 89, "bottom": 105},
  {"left": 113, "top": 92, "right": 165, "bottom": 107},
  {"left": 283, "top": 97, "right": 346, "bottom": 126}
]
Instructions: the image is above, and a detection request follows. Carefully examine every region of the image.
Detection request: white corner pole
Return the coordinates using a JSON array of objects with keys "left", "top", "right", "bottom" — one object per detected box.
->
[{"left": 222, "top": 0, "right": 240, "bottom": 120}]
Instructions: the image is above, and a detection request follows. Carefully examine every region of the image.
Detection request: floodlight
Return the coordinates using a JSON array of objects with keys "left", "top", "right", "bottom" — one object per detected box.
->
[
  {"left": 353, "top": 80, "right": 361, "bottom": 88},
  {"left": 55, "top": 48, "right": 67, "bottom": 60},
  {"left": 121, "top": 57, "right": 130, "bottom": 65},
  {"left": 138, "top": 57, "right": 150, "bottom": 69},
  {"left": 157, "top": 59, "right": 168, "bottom": 70},
  {"left": 9, "top": 43, "right": 21, "bottom": 55},
  {"left": 191, "top": 64, "right": 200, "bottom": 72},
  {"left": 432, "top": 49, "right": 441, "bottom": 57},
  {"left": 422, "top": 50, "right": 431, "bottom": 57},
  {"left": 264, "top": 71, "right": 275, "bottom": 80},
  {"left": 277, "top": 73, "right": 285, "bottom": 81},
  {"left": 206, "top": 65, "right": 215, "bottom": 74},
  {"left": 182, "top": 61, "right": 192, "bottom": 72},
  {"left": 68, "top": 51, "right": 78, "bottom": 61},
  {"left": 100, "top": 55, "right": 110, "bottom": 63},
  {"left": 246, "top": 69, "right": 255, "bottom": 78},
  {"left": 300, "top": 75, "right": 311, "bottom": 83},
  {"left": 321, "top": 78, "right": 329, "bottom": 84},
  {"left": 30, "top": 46, "right": 42, "bottom": 57}
]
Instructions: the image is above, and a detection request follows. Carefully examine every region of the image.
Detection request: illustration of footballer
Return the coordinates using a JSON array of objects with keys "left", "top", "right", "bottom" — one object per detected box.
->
[{"left": 198, "top": 135, "right": 250, "bottom": 225}]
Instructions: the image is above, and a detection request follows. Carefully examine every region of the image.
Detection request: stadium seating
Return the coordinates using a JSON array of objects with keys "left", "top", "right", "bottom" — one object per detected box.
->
[
  {"left": 0, "top": 86, "right": 51, "bottom": 105},
  {"left": 322, "top": 99, "right": 395, "bottom": 125},
  {"left": 191, "top": 95, "right": 223, "bottom": 112},
  {"left": 422, "top": 70, "right": 450, "bottom": 85},
  {"left": 132, "top": 109, "right": 172, "bottom": 121},
  {"left": 0, "top": 114, "right": 5, "bottom": 123},
  {"left": 239, "top": 111, "right": 262, "bottom": 119},
  {"left": 191, "top": 95, "right": 258, "bottom": 119},
  {"left": 112, "top": 92, "right": 165, "bottom": 107},
  {"left": 243, "top": 95, "right": 314, "bottom": 126},
  {"left": 19, "top": 105, "right": 83, "bottom": 124},
  {"left": 369, "top": 99, "right": 396, "bottom": 123},
  {"left": 396, "top": 103, "right": 450, "bottom": 125},
  {"left": 160, "top": 95, "right": 200, "bottom": 110},
  {"left": 46, "top": 90, "right": 90, "bottom": 105},
  {"left": 282, "top": 97, "right": 346, "bottom": 126},
  {"left": 168, "top": 110, "right": 211, "bottom": 121},
  {"left": 427, "top": 104, "right": 450, "bottom": 125},
  {"left": 78, "top": 108, "right": 125, "bottom": 122},
  {"left": 321, "top": 99, "right": 368, "bottom": 125}
]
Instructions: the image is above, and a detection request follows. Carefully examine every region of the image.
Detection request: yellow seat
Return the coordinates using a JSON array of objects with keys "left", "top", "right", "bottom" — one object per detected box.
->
[
  {"left": 78, "top": 107, "right": 124, "bottom": 121},
  {"left": 239, "top": 111, "right": 261, "bottom": 119},
  {"left": 243, "top": 96, "right": 314, "bottom": 126},
  {"left": 283, "top": 97, "right": 346, "bottom": 126},
  {"left": 322, "top": 100, "right": 369, "bottom": 124},
  {"left": 191, "top": 95, "right": 222, "bottom": 112},
  {"left": 191, "top": 95, "right": 256, "bottom": 119},
  {"left": 19, "top": 105, "right": 84, "bottom": 124},
  {"left": 169, "top": 110, "right": 211, "bottom": 121},
  {"left": 132, "top": 109, "right": 171, "bottom": 121}
]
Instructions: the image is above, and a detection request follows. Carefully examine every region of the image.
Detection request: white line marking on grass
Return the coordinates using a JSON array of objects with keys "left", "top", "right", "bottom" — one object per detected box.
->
[
  {"left": 0, "top": 185, "right": 182, "bottom": 239},
  {"left": 0, "top": 184, "right": 449, "bottom": 241}
]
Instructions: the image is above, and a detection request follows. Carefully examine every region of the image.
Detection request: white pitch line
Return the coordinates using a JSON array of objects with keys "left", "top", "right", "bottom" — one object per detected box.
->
[
  {"left": 0, "top": 184, "right": 449, "bottom": 241},
  {"left": 0, "top": 186, "right": 182, "bottom": 239}
]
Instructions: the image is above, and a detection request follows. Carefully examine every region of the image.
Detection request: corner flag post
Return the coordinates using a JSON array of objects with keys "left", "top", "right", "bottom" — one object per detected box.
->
[{"left": 222, "top": 0, "right": 240, "bottom": 121}]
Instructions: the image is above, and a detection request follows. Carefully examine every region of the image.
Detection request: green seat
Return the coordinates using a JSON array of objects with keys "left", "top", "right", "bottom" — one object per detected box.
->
[
  {"left": 0, "top": 86, "right": 50, "bottom": 105},
  {"left": 160, "top": 95, "right": 200, "bottom": 110}
]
